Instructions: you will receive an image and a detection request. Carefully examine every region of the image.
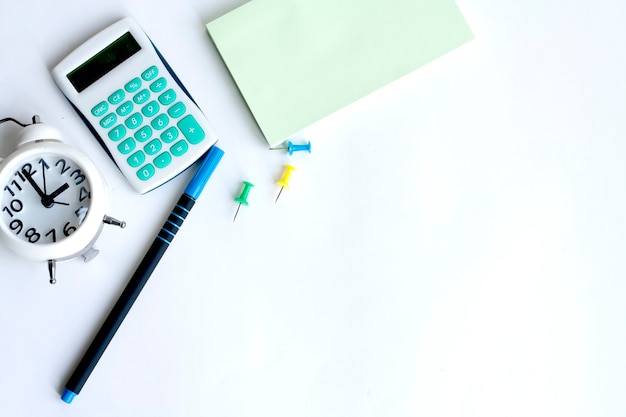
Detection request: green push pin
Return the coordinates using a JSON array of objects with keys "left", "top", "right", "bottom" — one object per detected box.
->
[{"left": 233, "top": 181, "right": 254, "bottom": 222}]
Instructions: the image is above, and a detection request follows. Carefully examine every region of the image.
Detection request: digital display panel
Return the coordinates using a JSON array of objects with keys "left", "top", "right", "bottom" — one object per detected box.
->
[{"left": 67, "top": 32, "right": 141, "bottom": 93}]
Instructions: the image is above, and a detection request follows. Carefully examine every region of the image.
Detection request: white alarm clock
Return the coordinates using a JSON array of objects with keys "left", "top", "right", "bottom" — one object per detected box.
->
[{"left": 0, "top": 116, "right": 125, "bottom": 284}]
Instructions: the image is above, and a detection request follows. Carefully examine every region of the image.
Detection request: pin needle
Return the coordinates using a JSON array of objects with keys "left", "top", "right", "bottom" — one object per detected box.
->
[
  {"left": 270, "top": 141, "right": 311, "bottom": 155},
  {"left": 233, "top": 181, "right": 254, "bottom": 222},
  {"left": 275, "top": 164, "right": 296, "bottom": 203}
]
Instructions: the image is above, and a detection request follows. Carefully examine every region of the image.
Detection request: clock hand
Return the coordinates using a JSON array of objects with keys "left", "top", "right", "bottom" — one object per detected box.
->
[
  {"left": 47, "top": 182, "right": 70, "bottom": 199},
  {"left": 42, "top": 183, "right": 70, "bottom": 208},
  {"left": 21, "top": 168, "right": 47, "bottom": 199},
  {"left": 41, "top": 162, "right": 48, "bottom": 194}
]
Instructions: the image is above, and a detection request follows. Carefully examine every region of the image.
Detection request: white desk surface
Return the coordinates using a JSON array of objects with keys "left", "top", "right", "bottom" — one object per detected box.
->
[{"left": 1, "top": 0, "right": 624, "bottom": 415}]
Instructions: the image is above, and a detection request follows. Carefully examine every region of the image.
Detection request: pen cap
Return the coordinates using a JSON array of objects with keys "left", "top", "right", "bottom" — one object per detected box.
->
[
  {"left": 61, "top": 388, "right": 77, "bottom": 404},
  {"left": 184, "top": 146, "right": 224, "bottom": 199}
]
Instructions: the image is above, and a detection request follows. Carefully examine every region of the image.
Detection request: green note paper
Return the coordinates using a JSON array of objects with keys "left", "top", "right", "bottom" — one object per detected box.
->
[{"left": 207, "top": 0, "right": 473, "bottom": 147}]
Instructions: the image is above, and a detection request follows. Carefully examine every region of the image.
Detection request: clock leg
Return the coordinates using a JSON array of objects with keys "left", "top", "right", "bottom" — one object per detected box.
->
[
  {"left": 103, "top": 215, "right": 126, "bottom": 229},
  {"left": 48, "top": 260, "right": 56, "bottom": 285}
]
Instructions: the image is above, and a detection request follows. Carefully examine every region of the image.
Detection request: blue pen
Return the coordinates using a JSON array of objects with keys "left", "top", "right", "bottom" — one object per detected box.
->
[{"left": 61, "top": 146, "right": 224, "bottom": 404}]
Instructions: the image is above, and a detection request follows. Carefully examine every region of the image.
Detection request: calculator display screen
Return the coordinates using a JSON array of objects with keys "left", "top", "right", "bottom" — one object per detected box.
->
[{"left": 67, "top": 32, "right": 142, "bottom": 93}]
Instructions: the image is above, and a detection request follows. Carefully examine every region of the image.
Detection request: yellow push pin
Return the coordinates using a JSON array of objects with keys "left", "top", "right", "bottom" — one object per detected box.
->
[{"left": 275, "top": 164, "right": 296, "bottom": 203}]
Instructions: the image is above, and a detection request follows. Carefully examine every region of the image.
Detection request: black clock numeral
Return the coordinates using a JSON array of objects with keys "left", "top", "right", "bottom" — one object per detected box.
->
[
  {"left": 79, "top": 186, "right": 90, "bottom": 202},
  {"left": 14, "top": 170, "right": 25, "bottom": 182},
  {"left": 64, "top": 222, "right": 77, "bottom": 236},
  {"left": 4, "top": 180, "right": 23, "bottom": 197},
  {"left": 20, "top": 163, "right": 37, "bottom": 177},
  {"left": 10, "top": 199, "right": 23, "bottom": 213},
  {"left": 9, "top": 219, "right": 23, "bottom": 235},
  {"left": 2, "top": 199, "right": 23, "bottom": 218},
  {"left": 55, "top": 159, "right": 71, "bottom": 175},
  {"left": 70, "top": 169, "right": 86, "bottom": 185},
  {"left": 75, "top": 205, "right": 88, "bottom": 222},
  {"left": 24, "top": 227, "right": 41, "bottom": 243},
  {"left": 45, "top": 228, "right": 57, "bottom": 243},
  {"left": 38, "top": 158, "right": 50, "bottom": 170}
]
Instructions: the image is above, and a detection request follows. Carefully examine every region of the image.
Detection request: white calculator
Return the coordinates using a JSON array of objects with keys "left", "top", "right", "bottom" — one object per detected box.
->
[{"left": 52, "top": 17, "right": 218, "bottom": 194}]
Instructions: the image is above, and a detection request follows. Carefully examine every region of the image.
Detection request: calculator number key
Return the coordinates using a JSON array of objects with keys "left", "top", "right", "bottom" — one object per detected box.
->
[
  {"left": 142, "top": 101, "right": 160, "bottom": 117},
  {"left": 144, "top": 139, "right": 162, "bottom": 156},
  {"left": 108, "top": 125, "right": 127, "bottom": 142},
  {"left": 137, "top": 164, "right": 156, "bottom": 181},
  {"left": 125, "top": 113, "right": 143, "bottom": 129},
  {"left": 127, "top": 151, "right": 146, "bottom": 167},
  {"left": 134, "top": 126, "right": 152, "bottom": 142},
  {"left": 161, "top": 127, "right": 179, "bottom": 143},
  {"left": 151, "top": 114, "right": 169, "bottom": 130},
  {"left": 118, "top": 138, "right": 136, "bottom": 154}
]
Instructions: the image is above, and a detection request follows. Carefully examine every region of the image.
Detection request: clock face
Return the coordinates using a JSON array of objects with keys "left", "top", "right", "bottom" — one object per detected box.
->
[{"left": 1, "top": 152, "right": 92, "bottom": 245}]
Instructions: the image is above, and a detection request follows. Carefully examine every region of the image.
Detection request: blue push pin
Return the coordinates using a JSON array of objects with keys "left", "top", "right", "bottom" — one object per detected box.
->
[{"left": 271, "top": 141, "right": 311, "bottom": 155}]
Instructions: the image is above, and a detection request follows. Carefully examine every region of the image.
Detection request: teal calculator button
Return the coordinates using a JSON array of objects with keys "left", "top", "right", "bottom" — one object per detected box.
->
[
  {"left": 91, "top": 101, "right": 108, "bottom": 117},
  {"left": 118, "top": 138, "right": 136, "bottom": 154},
  {"left": 154, "top": 152, "right": 172, "bottom": 169},
  {"left": 144, "top": 139, "right": 162, "bottom": 155},
  {"left": 100, "top": 113, "right": 117, "bottom": 129},
  {"left": 150, "top": 77, "right": 167, "bottom": 93},
  {"left": 125, "top": 112, "right": 143, "bottom": 129},
  {"left": 160, "top": 127, "right": 179, "bottom": 143},
  {"left": 133, "top": 89, "right": 150, "bottom": 104},
  {"left": 135, "top": 125, "right": 152, "bottom": 142},
  {"left": 158, "top": 89, "right": 176, "bottom": 105},
  {"left": 137, "top": 164, "right": 155, "bottom": 181},
  {"left": 170, "top": 140, "right": 188, "bottom": 157},
  {"left": 125, "top": 77, "right": 142, "bottom": 92},
  {"left": 177, "top": 115, "right": 205, "bottom": 144},
  {"left": 117, "top": 101, "right": 134, "bottom": 117},
  {"left": 141, "top": 66, "right": 159, "bottom": 81},
  {"left": 137, "top": 164, "right": 156, "bottom": 181},
  {"left": 127, "top": 151, "right": 146, "bottom": 168},
  {"left": 108, "top": 124, "right": 126, "bottom": 142},
  {"left": 141, "top": 101, "right": 160, "bottom": 117},
  {"left": 151, "top": 114, "right": 169, "bottom": 130},
  {"left": 108, "top": 89, "right": 125, "bottom": 105},
  {"left": 168, "top": 102, "right": 186, "bottom": 118}
]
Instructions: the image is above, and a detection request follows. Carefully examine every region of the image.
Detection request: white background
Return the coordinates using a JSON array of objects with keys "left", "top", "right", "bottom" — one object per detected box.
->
[{"left": 0, "top": 0, "right": 624, "bottom": 416}]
